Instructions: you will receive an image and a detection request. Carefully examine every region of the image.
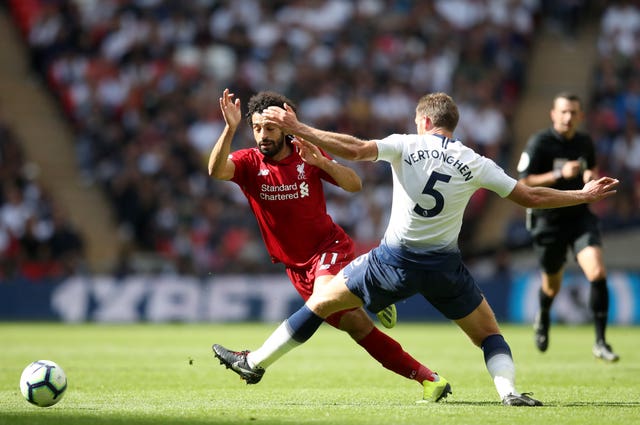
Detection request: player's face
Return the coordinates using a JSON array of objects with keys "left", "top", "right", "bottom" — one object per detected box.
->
[
  {"left": 550, "top": 97, "right": 583, "bottom": 138},
  {"left": 251, "top": 112, "right": 287, "bottom": 157}
]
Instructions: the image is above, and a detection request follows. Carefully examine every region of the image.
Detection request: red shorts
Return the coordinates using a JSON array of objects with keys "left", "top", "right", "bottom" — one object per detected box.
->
[{"left": 285, "top": 236, "right": 356, "bottom": 328}]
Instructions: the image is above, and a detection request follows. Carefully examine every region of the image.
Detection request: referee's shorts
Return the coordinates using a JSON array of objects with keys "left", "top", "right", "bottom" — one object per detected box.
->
[{"left": 530, "top": 213, "right": 602, "bottom": 274}]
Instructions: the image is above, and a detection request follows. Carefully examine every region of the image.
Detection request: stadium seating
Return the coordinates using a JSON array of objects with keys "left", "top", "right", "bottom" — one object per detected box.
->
[{"left": 5, "top": 0, "right": 585, "bottom": 275}]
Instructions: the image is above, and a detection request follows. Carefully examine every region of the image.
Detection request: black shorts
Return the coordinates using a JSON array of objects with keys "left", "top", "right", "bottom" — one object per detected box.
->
[{"left": 530, "top": 212, "right": 602, "bottom": 274}]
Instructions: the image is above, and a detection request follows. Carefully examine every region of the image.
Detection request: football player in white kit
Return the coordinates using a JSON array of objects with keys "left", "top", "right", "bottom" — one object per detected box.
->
[{"left": 213, "top": 92, "right": 619, "bottom": 406}]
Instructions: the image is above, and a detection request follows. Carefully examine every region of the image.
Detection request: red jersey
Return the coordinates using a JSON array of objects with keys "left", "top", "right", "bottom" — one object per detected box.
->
[{"left": 230, "top": 147, "right": 351, "bottom": 268}]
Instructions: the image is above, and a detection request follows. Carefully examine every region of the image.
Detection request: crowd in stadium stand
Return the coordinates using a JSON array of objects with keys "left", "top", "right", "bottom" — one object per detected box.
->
[
  {"left": 0, "top": 113, "right": 85, "bottom": 280},
  {"left": 587, "top": 0, "right": 640, "bottom": 230},
  {"left": 3, "top": 0, "right": 638, "bottom": 278}
]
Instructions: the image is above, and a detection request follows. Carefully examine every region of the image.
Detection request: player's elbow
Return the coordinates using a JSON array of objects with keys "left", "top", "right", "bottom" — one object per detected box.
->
[
  {"left": 349, "top": 144, "right": 378, "bottom": 162},
  {"left": 209, "top": 167, "right": 231, "bottom": 181},
  {"left": 343, "top": 179, "right": 363, "bottom": 193},
  {"left": 208, "top": 167, "right": 220, "bottom": 179},
  {"left": 519, "top": 195, "right": 540, "bottom": 208},
  {"left": 338, "top": 146, "right": 364, "bottom": 161},
  {"left": 509, "top": 183, "right": 543, "bottom": 208},
  {"left": 521, "top": 188, "right": 553, "bottom": 208}
]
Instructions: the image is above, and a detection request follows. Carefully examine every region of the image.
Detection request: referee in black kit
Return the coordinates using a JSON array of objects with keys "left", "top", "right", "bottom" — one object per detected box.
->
[{"left": 517, "top": 92, "right": 619, "bottom": 362}]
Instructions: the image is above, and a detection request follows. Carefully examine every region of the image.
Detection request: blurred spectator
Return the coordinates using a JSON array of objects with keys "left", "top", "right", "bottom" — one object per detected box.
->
[
  {"left": 48, "top": 203, "right": 86, "bottom": 275},
  {"left": 18, "top": 215, "right": 63, "bottom": 281},
  {"left": 597, "top": 0, "right": 640, "bottom": 57},
  {"left": 588, "top": 0, "right": 640, "bottom": 228},
  {"left": 7, "top": 0, "right": 544, "bottom": 275},
  {"left": 0, "top": 109, "right": 86, "bottom": 280}
]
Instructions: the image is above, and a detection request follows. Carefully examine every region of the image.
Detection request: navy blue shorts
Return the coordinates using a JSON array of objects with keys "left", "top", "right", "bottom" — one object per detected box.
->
[{"left": 342, "top": 244, "right": 483, "bottom": 320}]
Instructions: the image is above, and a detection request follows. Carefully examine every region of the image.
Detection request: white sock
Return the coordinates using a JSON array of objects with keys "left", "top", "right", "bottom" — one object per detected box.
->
[
  {"left": 485, "top": 353, "right": 518, "bottom": 399},
  {"left": 246, "top": 321, "right": 301, "bottom": 369}
]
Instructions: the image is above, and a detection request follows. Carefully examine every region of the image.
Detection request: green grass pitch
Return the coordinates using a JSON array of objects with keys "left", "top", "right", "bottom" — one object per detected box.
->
[{"left": 1, "top": 322, "right": 638, "bottom": 425}]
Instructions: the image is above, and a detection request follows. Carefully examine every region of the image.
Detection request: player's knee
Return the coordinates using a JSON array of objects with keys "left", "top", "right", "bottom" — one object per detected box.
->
[
  {"left": 586, "top": 266, "right": 606, "bottom": 282},
  {"left": 541, "top": 273, "right": 562, "bottom": 296},
  {"left": 543, "top": 286, "right": 560, "bottom": 298}
]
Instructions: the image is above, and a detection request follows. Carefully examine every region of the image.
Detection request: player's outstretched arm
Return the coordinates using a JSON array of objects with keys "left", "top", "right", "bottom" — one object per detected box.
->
[
  {"left": 293, "top": 137, "right": 362, "bottom": 192},
  {"left": 262, "top": 104, "right": 378, "bottom": 162},
  {"left": 208, "top": 88, "right": 239, "bottom": 180},
  {"left": 507, "top": 176, "right": 619, "bottom": 209}
]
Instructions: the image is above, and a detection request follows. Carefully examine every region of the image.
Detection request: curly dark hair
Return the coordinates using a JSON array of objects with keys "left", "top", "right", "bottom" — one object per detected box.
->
[{"left": 246, "top": 91, "right": 297, "bottom": 126}]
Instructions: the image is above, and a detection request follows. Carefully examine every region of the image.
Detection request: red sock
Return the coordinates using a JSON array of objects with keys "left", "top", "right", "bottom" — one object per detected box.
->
[{"left": 357, "top": 327, "right": 437, "bottom": 383}]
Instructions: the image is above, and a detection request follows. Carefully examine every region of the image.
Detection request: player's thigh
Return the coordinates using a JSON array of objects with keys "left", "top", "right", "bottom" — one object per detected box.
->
[
  {"left": 307, "top": 270, "right": 363, "bottom": 317},
  {"left": 421, "top": 266, "right": 483, "bottom": 321},
  {"left": 314, "top": 274, "right": 366, "bottom": 330},
  {"left": 287, "top": 236, "right": 355, "bottom": 301}
]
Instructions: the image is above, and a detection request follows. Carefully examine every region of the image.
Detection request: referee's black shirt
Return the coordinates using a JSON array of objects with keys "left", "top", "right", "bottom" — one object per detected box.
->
[{"left": 518, "top": 128, "right": 596, "bottom": 223}]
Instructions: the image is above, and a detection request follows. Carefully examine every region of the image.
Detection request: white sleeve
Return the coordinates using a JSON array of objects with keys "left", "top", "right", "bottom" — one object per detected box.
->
[
  {"left": 479, "top": 158, "right": 518, "bottom": 198},
  {"left": 374, "top": 134, "right": 406, "bottom": 162}
]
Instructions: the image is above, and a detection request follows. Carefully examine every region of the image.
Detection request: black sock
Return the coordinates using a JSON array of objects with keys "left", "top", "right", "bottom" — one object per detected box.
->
[
  {"left": 590, "top": 278, "right": 609, "bottom": 343},
  {"left": 539, "top": 287, "right": 554, "bottom": 314}
]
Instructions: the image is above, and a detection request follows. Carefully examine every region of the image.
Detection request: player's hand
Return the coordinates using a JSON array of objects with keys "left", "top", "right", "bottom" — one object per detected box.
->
[
  {"left": 219, "top": 88, "right": 241, "bottom": 129},
  {"left": 262, "top": 104, "right": 299, "bottom": 134},
  {"left": 292, "top": 137, "right": 323, "bottom": 166},
  {"left": 561, "top": 160, "right": 582, "bottom": 179},
  {"left": 582, "top": 176, "right": 619, "bottom": 201}
]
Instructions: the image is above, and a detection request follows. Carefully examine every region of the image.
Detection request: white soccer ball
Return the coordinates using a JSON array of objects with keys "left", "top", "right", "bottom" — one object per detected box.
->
[{"left": 19, "top": 360, "right": 67, "bottom": 407}]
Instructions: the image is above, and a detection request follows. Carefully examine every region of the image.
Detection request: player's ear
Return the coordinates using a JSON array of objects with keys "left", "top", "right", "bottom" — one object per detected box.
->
[{"left": 422, "top": 115, "right": 432, "bottom": 130}]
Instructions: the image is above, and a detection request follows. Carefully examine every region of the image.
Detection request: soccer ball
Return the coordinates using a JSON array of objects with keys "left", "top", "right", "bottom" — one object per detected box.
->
[{"left": 19, "top": 360, "right": 67, "bottom": 407}]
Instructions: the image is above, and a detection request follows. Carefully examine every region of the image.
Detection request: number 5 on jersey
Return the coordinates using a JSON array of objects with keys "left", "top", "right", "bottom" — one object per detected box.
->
[{"left": 413, "top": 171, "right": 451, "bottom": 217}]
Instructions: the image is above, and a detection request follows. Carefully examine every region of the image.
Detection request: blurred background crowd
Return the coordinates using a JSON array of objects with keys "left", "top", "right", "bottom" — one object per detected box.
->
[{"left": 1, "top": 0, "right": 639, "bottom": 280}]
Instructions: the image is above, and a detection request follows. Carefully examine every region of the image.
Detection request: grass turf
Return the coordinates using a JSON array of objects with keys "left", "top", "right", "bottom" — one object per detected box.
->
[{"left": 1, "top": 322, "right": 638, "bottom": 425}]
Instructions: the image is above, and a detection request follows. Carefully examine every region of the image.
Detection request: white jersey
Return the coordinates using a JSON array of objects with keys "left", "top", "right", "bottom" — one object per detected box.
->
[{"left": 375, "top": 133, "right": 517, "bottom": 253}]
